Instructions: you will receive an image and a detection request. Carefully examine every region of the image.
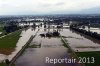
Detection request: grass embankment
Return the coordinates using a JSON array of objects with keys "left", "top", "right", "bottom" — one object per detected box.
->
[
  {"left": 76, "top": 51, "right": 100, "bottom": 66},
  {"left": 0, "top": 30, "right": 22, "bottom": 55},
  {"left": 60, "top": 36, "right": 69, "bottom": 48}
]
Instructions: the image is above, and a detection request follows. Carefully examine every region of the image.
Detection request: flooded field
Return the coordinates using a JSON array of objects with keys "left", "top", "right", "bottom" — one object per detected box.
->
[
  {"left": 0, "top": 23, "right": 100, "bottom": 66},
  {"left": 84, "top": 27, "right": 100, "bottom": 34},
  {"left": 60, "top": 29, "right": 100, "bottom": 52},
  {"left": 90, "top": 29, "right": 100, "bottom": 34},
  {"left": 14, "top": 27, "right": 80, "bottom": 66}
]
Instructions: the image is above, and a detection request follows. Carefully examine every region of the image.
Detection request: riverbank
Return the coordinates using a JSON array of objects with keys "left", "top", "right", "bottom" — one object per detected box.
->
[{"left": 0, "top": 30, "right": 22, "bottom": 55}]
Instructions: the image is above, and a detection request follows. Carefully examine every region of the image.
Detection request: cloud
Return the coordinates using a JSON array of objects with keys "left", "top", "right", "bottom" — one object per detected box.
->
[{"left": 0, "top": 0, "right": 100, "bottom": 15}]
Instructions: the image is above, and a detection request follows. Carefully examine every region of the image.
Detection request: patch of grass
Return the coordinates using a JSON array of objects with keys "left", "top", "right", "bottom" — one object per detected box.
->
[
  {"left": 61, "top": 36, "right": 67, "bottom": 38},
  {"left": 76, "top": 51, "right": 100, "bottom": 66},
  {"left": 0, "top": 63, "right": 5, "bottom": 66},
  {"left": 0, "top": 30, "right": 22, "bottom": 48},
  {"left": 0, "top": 27, "right": 3, "bottom": 32},
  {"left": 28, "top": 44, "right": 41, "bottom": 48},
  {"left": 0, "top": 23, "right": 4, "bottom": 32}
]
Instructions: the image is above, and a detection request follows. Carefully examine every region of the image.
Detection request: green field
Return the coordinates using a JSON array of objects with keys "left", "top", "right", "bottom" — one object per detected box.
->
[
  {"left": 0, "top": 63, "right": 2, "bottom": 66},
  {"left": 0, "top": 30, "right": 22, "bottom": 66},
  {"left": 76, "top": 51, "right": 100, "bottom": 66},
  {"left": 0, "top": 30, "right": 22, "bottom": 48}
]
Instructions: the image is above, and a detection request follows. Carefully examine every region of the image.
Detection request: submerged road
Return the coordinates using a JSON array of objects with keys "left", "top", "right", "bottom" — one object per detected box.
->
[{"left": 14, "top": 27, "right": 80, "bottom": 66}]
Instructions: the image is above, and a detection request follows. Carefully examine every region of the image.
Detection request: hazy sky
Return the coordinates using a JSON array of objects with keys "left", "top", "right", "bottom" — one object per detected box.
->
[{"left": 0, "top": 0, "right": 100, "bottom": 15}]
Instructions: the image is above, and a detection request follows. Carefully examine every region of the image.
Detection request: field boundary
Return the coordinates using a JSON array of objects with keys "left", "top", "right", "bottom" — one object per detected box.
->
[{"left": 60, "top": 35, "right": 85, "bottom": 66}]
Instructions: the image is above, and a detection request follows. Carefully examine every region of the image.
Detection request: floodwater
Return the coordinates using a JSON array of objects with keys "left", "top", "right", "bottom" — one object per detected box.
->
[
  {"left": 60, "top": 29, "right": 100, "bottom": 52},
  {"left": 0, "top": 23, "right": 100, "bottom": 65},
  {"left": 0, "top": 32, "right": 2, "bottom": 34},
  {"left": 0, "top": 27, "right": 38, "bottom": 62},
  {"left": 18, "top": 22, "right": 42, "bottom": 26},
  {"left": 14, "top": 27, "right": 79, "bottom": 66},
  {"left": 84, "top": 27, "right": 100, "bottom": 34},
  {"left": 89, "top": 28, "right": 100, "bottom": 34}
]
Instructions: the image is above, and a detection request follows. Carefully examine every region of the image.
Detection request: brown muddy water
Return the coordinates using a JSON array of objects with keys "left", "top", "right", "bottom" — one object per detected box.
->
[
  {"left": 60, "top": 29, "right": 100, "bottom": 52},
  {"left": 14, "top": 28, "right": 79, "bottom": 66},
  {"left": 0, "top": 23, "right": 100, "bottom": 65}
]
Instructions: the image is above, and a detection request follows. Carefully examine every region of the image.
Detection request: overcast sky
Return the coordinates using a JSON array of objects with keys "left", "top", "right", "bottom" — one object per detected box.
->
[{"left": 0, "top": 0, "right": 100, "bottom": 15}]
